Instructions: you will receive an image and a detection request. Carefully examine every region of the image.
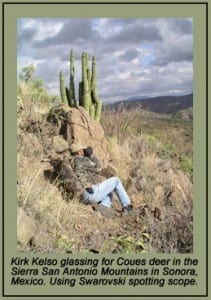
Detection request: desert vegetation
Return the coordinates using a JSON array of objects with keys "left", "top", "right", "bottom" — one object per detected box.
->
[
  {"left": 59, "top": 49, "right": 102, "bottom": 121},
  {"left": 17, "top": 64, "right": 193, "bottom": 254}
]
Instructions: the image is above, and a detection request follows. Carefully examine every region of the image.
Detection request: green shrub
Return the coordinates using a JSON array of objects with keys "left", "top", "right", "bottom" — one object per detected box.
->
[
  {"left": 102, "top": 231, "right": 150, "bottom": 253},
  {"left": 178, "top": 155, "right": 193, "bottom": 176}
]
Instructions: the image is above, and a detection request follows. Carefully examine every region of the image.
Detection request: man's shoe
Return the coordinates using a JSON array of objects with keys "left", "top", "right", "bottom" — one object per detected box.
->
[{"left": 122, "top": 204, "right": 133, "bottom": 213}]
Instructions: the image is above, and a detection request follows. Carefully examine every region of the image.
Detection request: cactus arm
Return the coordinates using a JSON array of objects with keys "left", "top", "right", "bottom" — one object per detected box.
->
[
  {"left": 65, "top": 87, "right": 72, "bottom": 107},
  {"left": 81, "top": 52, "right": 92, "bottom": 113},
  {"left": 83, "top": 79, "right": 91, "bottom": 112},
  {"left": 89, "top": 103, "right": 95, "bottom": 119},
  {"left": 91, "top": 56, "right": 102, "bottom": 122},
  {"left": 69, "top": 49, "right": 76, "bottom": 107},
  {"left": 78, "top": 81, "right": 83, "bottom": 106},
  {"left": 59, "top": 70, "right": 68, "bottom": 104}
]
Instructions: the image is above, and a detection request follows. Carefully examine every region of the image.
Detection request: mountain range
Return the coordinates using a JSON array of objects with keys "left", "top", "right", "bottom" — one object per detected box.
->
[{"left": 104, "top": 93, "right": 193, "bottom": 117}]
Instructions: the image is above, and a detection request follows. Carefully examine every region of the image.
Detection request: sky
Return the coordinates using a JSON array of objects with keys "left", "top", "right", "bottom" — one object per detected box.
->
[{"left": 17, "top": 18, "right": 193, "bottom": 103}]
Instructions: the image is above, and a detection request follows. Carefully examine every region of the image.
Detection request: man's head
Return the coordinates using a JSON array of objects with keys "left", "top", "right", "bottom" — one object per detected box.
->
[
  {"left": 84, "top": 146, "right": 93, "bottom": 158},
  {"left": 70, "top": 142, "right": 86, "bottom": 156}
]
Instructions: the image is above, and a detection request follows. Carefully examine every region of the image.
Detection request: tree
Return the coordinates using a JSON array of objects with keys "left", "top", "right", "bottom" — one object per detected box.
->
[{"left": 19, "top": 64, "right": 35, "bottom": 83}]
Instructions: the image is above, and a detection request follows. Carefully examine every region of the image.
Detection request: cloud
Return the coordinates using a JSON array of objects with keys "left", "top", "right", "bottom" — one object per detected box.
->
[
  {"left": 168, "top": 18, "right": 193, "bottom": 34},
  {"left": 108, "top": 23, "right": 162, "bottom": 44},
  {"left": 34, "top": 19, "right": 98, "bottom": 47},
  {"left": 118, "top": 49, "right": 140, "bottom": 62},
  {"left": 17, "top": 26, "right": 37, "bottom": 47},
  {"left": 17, "top": 18, "right": 193, "bottom": 103}
]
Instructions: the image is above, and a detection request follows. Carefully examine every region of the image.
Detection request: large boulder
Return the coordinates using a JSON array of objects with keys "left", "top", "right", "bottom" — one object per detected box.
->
[
  {"left": 50, "top": 104, "right": 109, "bottom": 167},
  {"left": 17, "top": 208, "right": 37, "bottom": 248},
  {"left": 52, "top": 135, "right": 69, "bottom": 153},
  {"left": 48, "top": 103, "right": 109, "bottom": 167}
]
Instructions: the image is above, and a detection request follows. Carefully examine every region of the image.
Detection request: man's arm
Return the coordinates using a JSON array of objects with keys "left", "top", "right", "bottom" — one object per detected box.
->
[
  {"left": 73, "top": 156, "right": 101, "bottom": 173},
  {"left": 90, "top": 156, "right": 102, "bottom": 172}
]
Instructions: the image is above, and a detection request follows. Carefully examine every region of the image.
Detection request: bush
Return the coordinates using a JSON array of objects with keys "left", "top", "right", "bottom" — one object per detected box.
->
[{"left": 178, "top": 155, "right": 193, "bottom": 176}]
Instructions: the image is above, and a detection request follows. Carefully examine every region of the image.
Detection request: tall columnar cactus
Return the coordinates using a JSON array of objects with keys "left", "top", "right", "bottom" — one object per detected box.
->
[
  {"left": 91, "top": 56, "right": 102, "bottom": 122},
  {"left": 59, "top": 50, "right": 103, "bottom": 122},
  {"left": 81, "top": 52, "right": 92, "bottom": 113},
  {"left": 69, "top": 49, "right": 76, "bottom": 107},
  {"left": 59, "top": 70, "right": 68, "bottom": 104}
]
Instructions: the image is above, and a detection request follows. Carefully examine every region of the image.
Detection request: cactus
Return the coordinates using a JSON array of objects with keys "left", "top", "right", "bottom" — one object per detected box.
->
[
  {"left": 89, "top": 103, "right": 95, "bottom": 119},
  {"left": 81, "top": 52, "right": 92, "bottom": 113},
  {"left": 59, "top": 50, "right": 103, "bottom": 122},
  {"left": 59, "top": 71, "right": 68, "bottom": 104},
  {"left": 91, "top": 56, "right": 102, "bottom": 122},
  {"left": 65, "top": 86, "right": 71, "bottom": 106},
  {"left": 83, "top": 78, "right": 91, "bottom": 112},
  {"left": 69, "top": 49, "right": 77, "bottom": 107},
  {"left": 86, "top": 53, "right": 92, "bottom": 87},
  {"left": 78, "top": 81, "right": 83, "bottom": 106}
]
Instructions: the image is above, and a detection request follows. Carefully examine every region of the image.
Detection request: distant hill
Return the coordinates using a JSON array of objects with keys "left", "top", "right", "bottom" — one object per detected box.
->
[
  {"left": 104, "top": 93, "right": 193, "bottom": 116},
  {"left": 172, "top": 107, "right": 193, "bottom": 121}
]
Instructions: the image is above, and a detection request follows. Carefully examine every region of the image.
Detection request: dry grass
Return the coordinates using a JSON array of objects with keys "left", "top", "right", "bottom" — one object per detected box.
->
[{"left": 101, "top": 108, "right": 193, "bottom": 253}]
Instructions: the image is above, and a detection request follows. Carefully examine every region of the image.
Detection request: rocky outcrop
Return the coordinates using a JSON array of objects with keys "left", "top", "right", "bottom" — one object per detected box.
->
[
  {"left": 17, "top": 208, "right": 36, "bottom": 248},
  {"left": 49, "top": 104, "right": 109, "bottom": 167},
  {"left": 52, "top": 135, "right": 69, "bottom": 153}
]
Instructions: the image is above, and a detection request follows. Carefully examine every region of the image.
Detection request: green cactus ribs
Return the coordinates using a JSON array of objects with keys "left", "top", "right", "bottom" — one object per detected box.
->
[
  {"left": 91, "top": 56, "right": 102, "bottom": 122},
  {"left": 69, "top": 49, "right": 77, "bottom": 107},
  {"left": 59, "top": 71, "right": 68, "bottom": 105},
  {"left": 59, "top": 49, "right": 102, "bottom": 122}
]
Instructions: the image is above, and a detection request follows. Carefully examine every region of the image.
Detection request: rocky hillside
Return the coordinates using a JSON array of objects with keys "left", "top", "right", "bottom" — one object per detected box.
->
[{"left": 17, "top": 87, "right": 193, "bottom": 254}]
